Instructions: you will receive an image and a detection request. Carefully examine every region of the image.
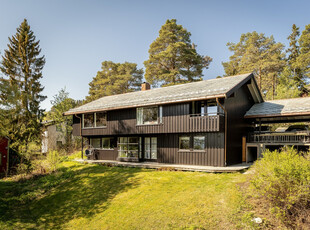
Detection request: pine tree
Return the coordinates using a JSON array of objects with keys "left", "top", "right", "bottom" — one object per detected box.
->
[
  {"left": 86, "top": 61, "right": 143, "bottom": 102},
  {"left": 0, "top": 19, "right": 46, "bottom": 153},
  {"left": 222, "top": 31, "right": 285, "bottom": 98},
  {"left": 294, "top": 24, "right": 310, "bottom": 89},
  {"left": 144, "top": 19, "right": 212, "bottom": 87},
  {"left": 286, "top": 24, "right": 306, "bottom": 93}
]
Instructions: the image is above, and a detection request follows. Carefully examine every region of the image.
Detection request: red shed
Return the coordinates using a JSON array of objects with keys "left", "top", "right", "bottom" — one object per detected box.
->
[{"left": 0, "top": 137, "right": 9, "bottom": 174}]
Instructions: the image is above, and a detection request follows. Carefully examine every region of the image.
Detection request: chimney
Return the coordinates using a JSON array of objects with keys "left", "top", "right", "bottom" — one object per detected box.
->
[{"left": 141, "top": 82, "right": 151, "bottom": 91}]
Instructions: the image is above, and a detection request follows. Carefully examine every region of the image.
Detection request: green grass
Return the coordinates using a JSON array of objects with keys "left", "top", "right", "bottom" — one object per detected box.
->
[{"left": 0, "top": 162, "right": 251, "bottom": 230}]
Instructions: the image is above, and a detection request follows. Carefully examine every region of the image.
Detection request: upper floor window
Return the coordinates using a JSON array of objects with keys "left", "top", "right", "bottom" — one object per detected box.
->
[
  {"left": 190, "top": 100, "right": 220, "bottom": 116},
  {"left": 137, "top": 106, "right": 162, "bottom": 125},
  {"left": 82, "top": 112, "right": 107, "bottom": 128}
]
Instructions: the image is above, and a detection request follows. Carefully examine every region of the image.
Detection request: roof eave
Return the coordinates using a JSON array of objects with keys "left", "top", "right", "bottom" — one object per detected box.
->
[
  {"left": 245, "top": 111, "right": 310, "bottom": 119},
  {"left": 64, "top": 94, "right": 227, "bottom": 116}
]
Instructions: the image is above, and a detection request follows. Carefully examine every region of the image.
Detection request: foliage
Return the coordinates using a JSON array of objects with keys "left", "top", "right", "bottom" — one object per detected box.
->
[
  {"left": 249, "top": 148, "right": 310, "bottom": 228},
  {"left": 222, "top": 31, "right": 285, "bottom": 98},
  {"left": 271, "top": 66, "right": 300, "bottom": 99},
  {"left": 0, "top": 19, "right": 46, "bottom": 155},
  {"left": 144, "top": 19, "right": 212, "bottom": 87},
  {"left": 86, "top": 61, "right": 143, "bottom": 102},
  {"left": 294, "top": 24, "right": 310, "bottom": 87},
  {"left": 0, "top": 162, "right": 252, "bottom": 229},
  {"left": 45, "top": 87, "right": 80, "bottom": 152}
]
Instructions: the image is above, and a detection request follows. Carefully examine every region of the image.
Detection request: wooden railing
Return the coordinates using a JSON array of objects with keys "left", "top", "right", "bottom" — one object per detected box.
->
[
  {"left": 189, "top": 113, "right": 224, "bottom": 132},
  {"left": 249, "top": 132, "right": 310, "bottom": 144}
]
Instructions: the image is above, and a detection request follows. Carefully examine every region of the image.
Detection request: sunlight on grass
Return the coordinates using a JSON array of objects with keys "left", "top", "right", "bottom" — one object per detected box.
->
[{"left": 0, "top": 162, "right": 249, "bottom": 230}]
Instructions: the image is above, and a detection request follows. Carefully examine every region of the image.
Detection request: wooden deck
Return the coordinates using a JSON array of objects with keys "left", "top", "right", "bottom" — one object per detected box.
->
[{"left": 74, "top": 159, "right": 251, "bottom": 173}]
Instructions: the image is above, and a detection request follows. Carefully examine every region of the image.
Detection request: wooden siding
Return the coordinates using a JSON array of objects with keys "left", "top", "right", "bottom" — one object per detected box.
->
[
  {"left": 157, "top": 133, "right": 225, "bottom": 167},
  {"left": 225, "top": 82, "right": 255, "bottom": 165}
]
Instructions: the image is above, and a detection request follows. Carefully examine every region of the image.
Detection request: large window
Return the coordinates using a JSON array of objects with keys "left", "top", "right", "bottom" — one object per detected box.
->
[
  {"left": 137, "top": 106, "right": 162, "bottom": 125},
  {"left": 118, "top": 137, "right": 140, "bottom": 158},
  {"left": 144, "top": 137, "right": 157, "bottom": 159},
  {"left": 96, "top": 112, "right": 107, "bottom": 127},
  {"left": 102, "top": 137, "right": 114, "bottom": 149},
  {"left": 83, "top": 113, "right": 94, "bottom": 128},
  {"left": 190, "top": 100, "right": 219, "bottom": 116},
  {"left": 179, "top": 136, "right": 190, "bottom": 150},
  {"left": 83, "top": 112, "right": 107, "bottom": 128},
  {"left": 90, "top": 138, "right": 101, "bottom": 148},
  {"left": 179, "top": 136, "right": 206, "bottom": 151},
  {"left": 194, "top": 136, "right": 205, "bottom": 150}
]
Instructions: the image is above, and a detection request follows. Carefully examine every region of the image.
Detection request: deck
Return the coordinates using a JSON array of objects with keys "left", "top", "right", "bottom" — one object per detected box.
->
[
  {"left": 248, "top": 132, "right": 310, "bottom": 145},
  {"left": 74, "top": 159, "right": 251, "bottom": 173}
]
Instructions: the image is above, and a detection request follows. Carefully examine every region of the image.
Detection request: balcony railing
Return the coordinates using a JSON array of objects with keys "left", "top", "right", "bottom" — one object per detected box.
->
[
  {"left": 189, "top": 113, "right": 224, "bottom": 132},
  {"left": 249, "top": 132, "right": 310, "bottom": 144}
]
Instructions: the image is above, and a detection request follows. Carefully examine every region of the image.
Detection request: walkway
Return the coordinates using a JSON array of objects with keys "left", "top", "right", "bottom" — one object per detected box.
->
[{"left": 74, "top": 159, "right": 252, "bottom": 173}]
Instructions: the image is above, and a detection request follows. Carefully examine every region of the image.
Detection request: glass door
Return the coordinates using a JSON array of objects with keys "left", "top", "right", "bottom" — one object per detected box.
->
[{"left": 144, "top": 137, "right": 157, "bottom": 160}]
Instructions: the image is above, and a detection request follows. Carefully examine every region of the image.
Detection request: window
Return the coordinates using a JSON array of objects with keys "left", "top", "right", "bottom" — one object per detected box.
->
[
  {"left": 207, "top": 101, "right": 218, "bottom": 115},
  {"left": 118, "top": 137, "right": 140, "bottom": 158},
  {"left": 194, "top": 136, "right": 205, "bottom": 150},
  {"left": 83, "top": 113, "right": 94, "bottom": 128},
  {"left": 90, "top": 138, "right": 101, "bottom": 148},
  {"left": 179, "top": 136, "right": 190, "bottom": 150},
  {"left": 137, "top": 106, "right": 161, "bottom": 125},
  {"left": 102, "top": 137, "right": 114, "bottom": 149},
  {"left": 96, "top": 112, "right": 107, "bottom": 127},
  {"left": 144, "top": 137, "right": 157, "bottom": 159}
]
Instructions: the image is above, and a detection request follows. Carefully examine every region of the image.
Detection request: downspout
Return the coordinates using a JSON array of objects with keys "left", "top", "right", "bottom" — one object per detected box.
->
[
  {"left": 216, "top": 98, "right": 227, "bottom": 166},
  {"left": 74, "top": 114, "right": 83, "bottom": 159}
]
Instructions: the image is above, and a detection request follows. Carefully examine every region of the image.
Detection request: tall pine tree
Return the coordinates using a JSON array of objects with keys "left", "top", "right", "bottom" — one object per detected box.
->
[
  {"left": 144, "top": 19, "right": 212, "bottom": 87},
  {"left": 86, "top": 61, "right": 143, "bottom": 102},
  {"left": 0, "top": 19, "right": 46, "bottom": 153},
  {"left": 222, "top": 31, "right": 285, "bottom": 99},
  {"left": 294, "top": 24, "right": 310, "bottom": 90}
]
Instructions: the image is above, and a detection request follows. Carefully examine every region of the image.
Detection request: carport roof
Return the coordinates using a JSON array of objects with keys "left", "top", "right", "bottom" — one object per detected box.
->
[{"left": 245, "top": 97, "right": 310, "bottom": 119}]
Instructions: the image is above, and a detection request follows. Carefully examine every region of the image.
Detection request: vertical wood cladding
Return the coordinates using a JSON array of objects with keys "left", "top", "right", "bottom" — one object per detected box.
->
[
  {"left": 225, "top": 82, "right": 255, "bottom": 165},
  {"left": 78, "top": 103, "right": 224, "bottom": 136},
  {"left": 157, "top": 133, "right": 225, "bottom": 167}
]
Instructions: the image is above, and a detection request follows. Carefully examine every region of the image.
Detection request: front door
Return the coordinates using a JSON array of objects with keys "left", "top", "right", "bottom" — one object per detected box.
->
[{"left": 143, "top": 137, "right": 157, "bottom": 161}]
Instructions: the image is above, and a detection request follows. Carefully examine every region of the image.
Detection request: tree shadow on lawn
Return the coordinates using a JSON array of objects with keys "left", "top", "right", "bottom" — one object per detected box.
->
[{"left": 0, "top": 164, "right": 143, "bottom": 229}]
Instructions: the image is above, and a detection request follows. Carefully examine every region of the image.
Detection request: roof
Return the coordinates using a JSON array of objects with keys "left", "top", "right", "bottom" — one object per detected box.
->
[
  {"left": 245, "top": 97, "right": 310, "bottom": 118},
  {"left": 65, "top": 73, "right": 255, "bottom": 115}
]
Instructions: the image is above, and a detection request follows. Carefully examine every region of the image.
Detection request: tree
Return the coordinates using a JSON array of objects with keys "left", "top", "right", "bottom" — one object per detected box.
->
[
  {"left": 273, "top": 67, "right": 300, "bottom": 99},
  {"left": 286, "top": 24, "right": 306, "bottom": 94},
  {"left": 294, "top": 24, "right": 310, "bottom": 88},
  {"left": 144, "top": 19, "right": 212, "bottom": 87},
  {"left": 0, "top": 19, "right": 46, "bottom": 154},
  {"left": 45, "top": 88, "right": 80, "bottom": 152},
  {"left": 222, "top": 31, "right": 285, "bottom": 98},
  {"left": 86, "top": 61, "right": 143, "bottom": 102}
]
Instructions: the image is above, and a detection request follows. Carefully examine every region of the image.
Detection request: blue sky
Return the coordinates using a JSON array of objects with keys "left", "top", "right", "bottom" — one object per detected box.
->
[{"left": 0, "top": 0, "right": 309, "bottom": 110}]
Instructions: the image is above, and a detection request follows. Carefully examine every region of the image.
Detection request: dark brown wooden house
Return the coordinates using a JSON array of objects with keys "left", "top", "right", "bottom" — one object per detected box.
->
[{"left": 65, "top": 73, "right": 264, "bottom": 166}]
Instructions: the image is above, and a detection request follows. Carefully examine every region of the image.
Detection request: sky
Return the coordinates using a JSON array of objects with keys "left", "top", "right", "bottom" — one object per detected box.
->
[{"left": 0, "top": 0, "right": 309, "bottom": 110}]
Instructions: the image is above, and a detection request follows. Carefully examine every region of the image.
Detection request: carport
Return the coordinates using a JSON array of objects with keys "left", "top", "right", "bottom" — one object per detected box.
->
[{"left": 244, "top": 97, "right": 310, "bottom": 162}]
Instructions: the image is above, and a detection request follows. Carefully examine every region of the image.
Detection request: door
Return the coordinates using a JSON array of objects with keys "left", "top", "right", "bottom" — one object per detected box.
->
[{"left": 143, "top": 137, "right": 157, "bottom": 161}]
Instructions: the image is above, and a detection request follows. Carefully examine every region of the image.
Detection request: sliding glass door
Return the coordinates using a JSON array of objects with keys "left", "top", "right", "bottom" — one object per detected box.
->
[{"left": 144, "top": 137, "right": 157, "bottom": 160}]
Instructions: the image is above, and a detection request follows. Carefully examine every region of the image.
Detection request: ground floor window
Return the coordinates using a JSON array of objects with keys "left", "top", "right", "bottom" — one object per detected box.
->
[
  {"left": 102, "top": 137, "right": 114, "bottom": 149},
  {"left": 144, "top": 137, "right": 157, "bottom": 159},
  {"left": 179, "top": 135, "right": 206, "bottom": 151},
  {"left": 179, "top": 136, "right": 190, "bottom": 150},
  {"left": 90, "top": 138, "right": 101, "bottom": 148},
  {"left": 118, "top": 137, "right": 139, "bottom": 158}
]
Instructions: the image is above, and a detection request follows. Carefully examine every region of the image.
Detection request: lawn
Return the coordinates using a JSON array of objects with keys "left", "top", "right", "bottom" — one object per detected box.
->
[{"left": 0, "top": 161, "right": 251, "bottom": 230}]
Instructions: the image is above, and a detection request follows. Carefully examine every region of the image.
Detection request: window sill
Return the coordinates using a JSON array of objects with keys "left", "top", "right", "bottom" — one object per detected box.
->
[
  {"left": 136, "top": 123, "right": 163, "bottom": 127},
  {"left": 82, "top": 126, "right": 107, "bottom": 129}
]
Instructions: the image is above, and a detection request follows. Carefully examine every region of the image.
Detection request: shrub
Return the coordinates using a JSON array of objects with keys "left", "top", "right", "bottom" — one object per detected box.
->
[{"left": 249, "top": 147, "right": 310, "bottom": 228}]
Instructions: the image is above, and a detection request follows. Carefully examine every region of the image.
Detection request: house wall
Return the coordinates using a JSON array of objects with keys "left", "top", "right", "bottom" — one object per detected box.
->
[
  {"left": 72, "top": 103, "right": 224, "bottom": 137},
  {"left": 225, "top": 82, "right": 255, "bottom": 165},
  {"left": 86, "top": 132, "right": 225, "bottom": 166}
]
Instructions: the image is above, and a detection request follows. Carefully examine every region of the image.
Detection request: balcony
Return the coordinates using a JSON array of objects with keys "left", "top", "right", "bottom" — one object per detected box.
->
[
  {"left": 249, "top": 131, "right": 310, "bottom": 144},
  {"left": 189, "top": 113, "right": 224, "bottom": 132}
]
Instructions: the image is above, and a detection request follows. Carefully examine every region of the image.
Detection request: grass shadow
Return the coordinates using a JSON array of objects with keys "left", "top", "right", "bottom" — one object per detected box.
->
[{"left": 0, "top": 163, "right": 142, "bottom": 229}]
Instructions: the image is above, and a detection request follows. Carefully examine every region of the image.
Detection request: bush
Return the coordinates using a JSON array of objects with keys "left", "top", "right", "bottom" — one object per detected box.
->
[
  {"left": 32, "top": 150, "right": 61, "bottom": 174},
  {"left": 249, "top": 147, "right": 310, "bottom": 228}
]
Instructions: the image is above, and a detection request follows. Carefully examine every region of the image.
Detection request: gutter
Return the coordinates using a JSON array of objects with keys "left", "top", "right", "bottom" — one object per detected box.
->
[{"left": 216, "top": 98, "right": 227, "bottom": 166}]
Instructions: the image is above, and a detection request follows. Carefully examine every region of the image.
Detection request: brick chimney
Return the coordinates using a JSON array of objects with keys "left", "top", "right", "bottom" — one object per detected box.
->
[{"left": 141, "top": 82, "right": 151, "bottom": 91}]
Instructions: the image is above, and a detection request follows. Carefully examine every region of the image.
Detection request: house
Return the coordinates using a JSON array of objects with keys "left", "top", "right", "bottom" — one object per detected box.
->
[
  {"left": 41, "top": 121, "right": 66, "bottom": 153},
  {"left": 0, "top": 137, "right": 9, "bottom": 174},
  {"left": 65, "top": 73, "right": 265, "bottom": 166}
]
